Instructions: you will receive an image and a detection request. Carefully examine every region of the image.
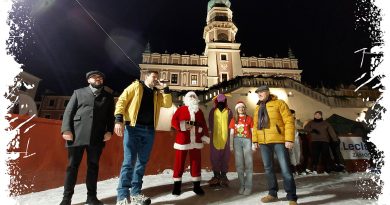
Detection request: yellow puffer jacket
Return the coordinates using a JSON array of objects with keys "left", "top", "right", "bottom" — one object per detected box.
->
[
  {"left": 114, "top": 80, "right": 172, "bottom": 128},
  {"left": 252, "top": 95, "right": 295, "bottom": 144}
]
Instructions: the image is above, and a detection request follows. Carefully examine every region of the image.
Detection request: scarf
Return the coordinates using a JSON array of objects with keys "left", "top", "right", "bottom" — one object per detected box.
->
[{"left": 257, "top": 99, "right": 270, "bottom": 129}]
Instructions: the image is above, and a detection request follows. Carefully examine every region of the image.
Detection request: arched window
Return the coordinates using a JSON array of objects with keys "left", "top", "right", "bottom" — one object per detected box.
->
[{"left": 217, "top": 33, "right": 228, "bottom": 42}]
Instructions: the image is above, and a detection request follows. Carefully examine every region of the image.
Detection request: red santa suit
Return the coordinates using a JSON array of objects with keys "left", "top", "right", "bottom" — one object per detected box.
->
[{"left": 171, "top": 104, "right": 209, "bottom": 182}]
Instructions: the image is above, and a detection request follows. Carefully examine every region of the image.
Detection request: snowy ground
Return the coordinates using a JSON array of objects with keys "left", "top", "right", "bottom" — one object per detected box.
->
[{"left": 16, "top": 170, "right": 380, "bottom": 205}]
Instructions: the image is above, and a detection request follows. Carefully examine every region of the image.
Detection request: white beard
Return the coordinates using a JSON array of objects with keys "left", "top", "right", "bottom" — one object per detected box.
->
[{"left": 184, "top": 98, "right": 199, "bottom": 114}]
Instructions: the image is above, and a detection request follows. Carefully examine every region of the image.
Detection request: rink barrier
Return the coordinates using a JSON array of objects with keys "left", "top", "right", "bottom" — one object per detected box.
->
[{"left": 8, "top": 114, "right": 368, "bottom": 195}]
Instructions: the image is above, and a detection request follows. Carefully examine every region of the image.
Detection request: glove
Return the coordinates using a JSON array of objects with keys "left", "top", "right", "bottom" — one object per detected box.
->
[
  {"left": 311, "top": 129, "right": 320, "bottom": 134},
  {"left": 252, "top": 143, "right": 258, "bottom": 151},
  {"left": 201, "top": 136, "right": 210, "bottom": 144}
]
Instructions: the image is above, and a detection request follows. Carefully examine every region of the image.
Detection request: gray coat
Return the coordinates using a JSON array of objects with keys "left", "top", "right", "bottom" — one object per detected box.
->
[{"left": 61, "top": 87, "right": 115, "bottom": 147}]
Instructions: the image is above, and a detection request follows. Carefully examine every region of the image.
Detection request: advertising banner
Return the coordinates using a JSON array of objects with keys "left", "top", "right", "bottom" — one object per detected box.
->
[{"left": 339, "top": 136, "right": 370, "bottom": 160}]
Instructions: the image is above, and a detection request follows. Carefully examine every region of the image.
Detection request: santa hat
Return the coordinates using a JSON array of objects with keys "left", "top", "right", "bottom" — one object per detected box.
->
[
  {"left": 184, "top": 91, "right": 198, "bottom": 101},
  {"left": 235, "top": 101, "right": 246, "bottom": 110}
]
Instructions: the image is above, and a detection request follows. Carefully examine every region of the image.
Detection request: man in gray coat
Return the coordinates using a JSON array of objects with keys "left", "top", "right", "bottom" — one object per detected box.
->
[{"left": 60, "top": 70, "right": 115, "bottom": 205}]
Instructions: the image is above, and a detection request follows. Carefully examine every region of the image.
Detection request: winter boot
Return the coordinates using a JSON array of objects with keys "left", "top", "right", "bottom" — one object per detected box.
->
[
  {"left": 59, "top": 198, "right": 71, "bottom": 205},
  {"left": 86, "top": 196, "right": 103, "bottom": 205},
  {"left": 193, "top": 181, "right": 205, "bottom": 196},
  {"left": 220, "top": 172, "right": 229, "bottom": 187},
  {"left": 172, "top": 181, "right": 182, "bottom": 196},
  {"left": 208, "top": 171, "right": 221, "bottom": 187}
]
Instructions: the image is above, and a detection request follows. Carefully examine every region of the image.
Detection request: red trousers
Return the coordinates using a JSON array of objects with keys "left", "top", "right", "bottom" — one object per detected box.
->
[{"left": 173, "top": 149, "right": 201, "bottom": 181}]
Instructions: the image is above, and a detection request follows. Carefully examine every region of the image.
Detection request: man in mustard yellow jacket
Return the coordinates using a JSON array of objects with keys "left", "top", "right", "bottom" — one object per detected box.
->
[
  {"left": 252, "top": 85, "right": 298, "bottom": 205},
  {"left": 114, "top": 70, "right": 172, "bottom": 205}
]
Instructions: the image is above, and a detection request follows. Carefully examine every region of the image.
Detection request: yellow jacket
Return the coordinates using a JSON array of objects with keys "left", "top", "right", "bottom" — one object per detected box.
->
[
  {"left": 252, "top": 95, "right": 295, "bottom": 144},
  {"left": 114, "top": 80, "right": 173, "bottom": 128}
]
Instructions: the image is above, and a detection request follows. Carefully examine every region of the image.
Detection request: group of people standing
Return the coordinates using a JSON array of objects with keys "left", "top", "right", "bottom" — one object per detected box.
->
[
  {"left": 170, "top": 84, "right": 299, "bottom": 205},
  {"left": 58, "top": 69, "right": 340, "bottom": 205}
]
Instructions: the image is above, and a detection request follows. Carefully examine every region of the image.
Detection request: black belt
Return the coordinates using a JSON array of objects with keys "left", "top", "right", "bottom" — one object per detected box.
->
[{"left": 186, "top": 121, "right": 198, "bottom": 126}]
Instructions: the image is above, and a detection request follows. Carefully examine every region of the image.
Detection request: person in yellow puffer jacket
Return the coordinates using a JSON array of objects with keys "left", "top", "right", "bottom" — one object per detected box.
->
[
  {"left": 251, "top": 85, "right": 298, "bottom": 205},
  {"left": 114, "top": 70, "right": 172, "bottom": 205}
]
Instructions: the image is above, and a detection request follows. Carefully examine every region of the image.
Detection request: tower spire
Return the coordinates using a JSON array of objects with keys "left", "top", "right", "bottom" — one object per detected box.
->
[{"left": 207, "top": 0, "right": 231, "bottom": 12}]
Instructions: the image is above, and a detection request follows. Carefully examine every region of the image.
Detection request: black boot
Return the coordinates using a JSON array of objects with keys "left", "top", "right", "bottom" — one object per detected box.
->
[
  {"left": 59, "top": 198, "right": 71, "bottom": 205},
  {"left": 85, "top": 196, "right": 103, "bottom": 205},
  {"left": 220, "top": 171, "right": 229, "bottom": 187},
  {"left": 172, "top": 181, "right": 182, "bottom": 195},
  {"left": 208, "top": 171, "right": 221, "bottom": 187},
  {"left": 193, "top": 181, "right": 205, "bottom": 196}
]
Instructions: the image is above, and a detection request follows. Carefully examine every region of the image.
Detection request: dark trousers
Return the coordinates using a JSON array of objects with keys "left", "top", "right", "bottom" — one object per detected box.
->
[
  {"left": 63, "top": 145, "right": 103, "bottom": 199},
  {"left": 299, "top": 134, "right": 310, "bottom": 172},
  {"left": 329, "top": 141, "right": 343, "bottom": 165},
  {"left": 311, "top": 141, "right": 331, "bottom": 172}
]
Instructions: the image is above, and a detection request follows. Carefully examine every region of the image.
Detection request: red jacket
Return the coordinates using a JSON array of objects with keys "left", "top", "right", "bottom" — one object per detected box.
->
[{"left": 171, "top": 106, "right": 209, "bottom": 150}]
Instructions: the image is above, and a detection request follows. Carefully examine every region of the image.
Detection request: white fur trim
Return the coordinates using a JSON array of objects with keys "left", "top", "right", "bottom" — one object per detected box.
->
[
  {"left": 201, "top": 136, "right": 210, "bottom": 144},
  {"left": 235, "top": 102, "right": 246, "bottom": 110},
  {"left": 191, "top": 176, "right": 201, "bottom": 181},
  {"left": 190, "top": 125, "right": 195, "bottom": 144},
  {"left": 180, "top": 121, "right": 186, "bottom": 131},
  {"left": 173, "top": 178, "right": 182, "bottom": 182},
  {"left": 174, "top": 142, "right": 204, "bottom": 150}
]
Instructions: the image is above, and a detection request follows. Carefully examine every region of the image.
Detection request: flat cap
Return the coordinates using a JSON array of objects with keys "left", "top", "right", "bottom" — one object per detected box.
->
[
  {"left": 255, "top": 85, "right": 270, "bottom": 93},
  {"left": 86, "top": 70, "right": 105, "bottom": 79}
]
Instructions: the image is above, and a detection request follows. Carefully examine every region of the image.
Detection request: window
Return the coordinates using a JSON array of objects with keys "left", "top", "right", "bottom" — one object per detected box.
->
[
  {"left": 221, "top": 54, "right": 227, "bottom": 61},
  {"left": 217, "top": 33, "right": 228, "bottom": 42},
  {"left": 191, "top": 75, "right": 198, "bottom": 85},
  {"left": 221, "top": 73, "right": 228, "bottom": 82},
  {"left": 171, "top": 73, "right": 178, "bottom": 84},
  {"left": 49, "top": 99, "right": 55, "bottom": 107},
  {"left": 64, "top": 100, "right": 69, "bottom": 107}
]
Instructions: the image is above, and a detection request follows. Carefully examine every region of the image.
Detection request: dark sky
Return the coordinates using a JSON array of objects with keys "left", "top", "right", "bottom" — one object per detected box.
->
[{"left": 17, "top": 0, "right": 372, "bottom": 95}]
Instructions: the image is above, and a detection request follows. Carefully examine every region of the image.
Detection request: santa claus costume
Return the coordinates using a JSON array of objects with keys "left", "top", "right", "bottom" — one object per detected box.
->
[{"left": 171, "top": 91, "right": 210, "bottom": 196}]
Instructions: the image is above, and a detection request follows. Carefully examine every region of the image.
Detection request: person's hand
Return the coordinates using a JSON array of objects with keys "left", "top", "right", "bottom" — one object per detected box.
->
[
  {"left": 185, "top": 123, "right": 193, "bottom": 131},
  {"left": 311, "top": 129, "right": 320, "bottom": 134},
  {"left": 285, "top": 141, "right": 294, "bottom": 149},
  {"left": 252, "top": 143, "right": 258, "bottom": 151},
  {"left": 62, "top": 131, "right": 73, "bottom": 141},
  {"left": 155, "top": 80, "right": 168, "bottom": 88},
  {"left": 103, "top": 132, "right": 112, "bottom": 141},
  {"left": 114, "top": 123, "right": 124, "bottom": 137}
]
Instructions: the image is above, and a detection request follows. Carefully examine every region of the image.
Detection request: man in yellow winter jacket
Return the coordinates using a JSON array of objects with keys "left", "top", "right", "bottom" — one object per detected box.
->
[
  {"left": 252, "top": 85, "right": 298, "bottom": 205},
  {"left": 114, "top": 70, "right": 172, "bottom": 205}
]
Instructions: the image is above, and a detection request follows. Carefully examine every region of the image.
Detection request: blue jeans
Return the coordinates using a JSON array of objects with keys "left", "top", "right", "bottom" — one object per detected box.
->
[
  {"left": 117, "top": 124, "right": 155, "bottom": 200},
  {"left": 233, "top": 137, "right": 253, "bottom": 190},
  {"left": 259, "top": 143, "right": 297, "bottom": 201}
]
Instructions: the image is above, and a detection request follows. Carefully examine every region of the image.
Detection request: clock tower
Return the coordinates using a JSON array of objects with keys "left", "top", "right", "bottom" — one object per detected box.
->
[{"left": 204, "top": 0, "right": 243, "bottom": 87}]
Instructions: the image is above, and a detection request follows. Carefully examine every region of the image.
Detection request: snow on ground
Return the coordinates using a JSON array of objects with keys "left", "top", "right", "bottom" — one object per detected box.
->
[{"left": 16, "top": 170, "right": 380, "bottom": 205}]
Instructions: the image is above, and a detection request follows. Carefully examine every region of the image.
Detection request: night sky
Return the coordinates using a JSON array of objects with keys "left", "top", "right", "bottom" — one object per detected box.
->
[{"left": 15, "top": 0, "right": 374, "bottom": 96}]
